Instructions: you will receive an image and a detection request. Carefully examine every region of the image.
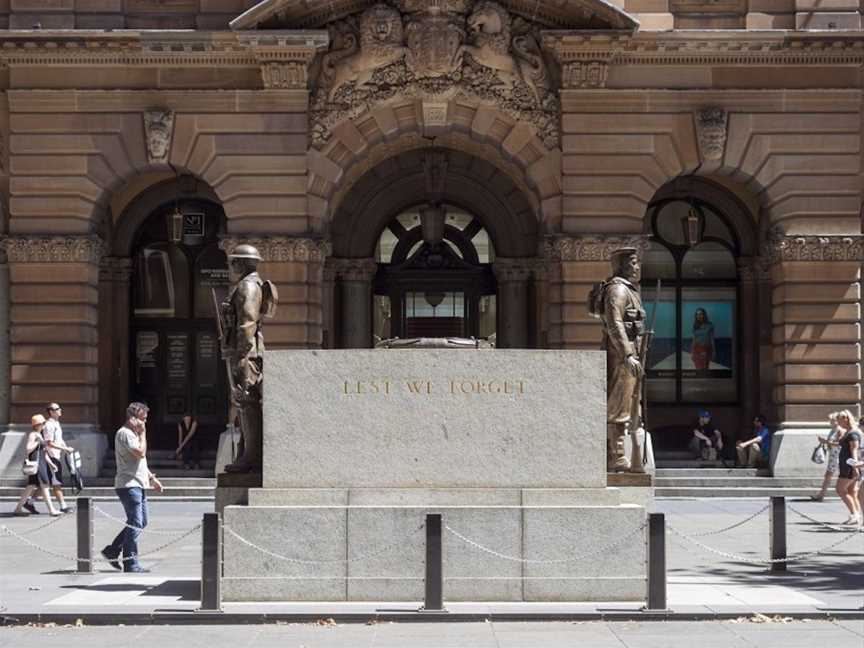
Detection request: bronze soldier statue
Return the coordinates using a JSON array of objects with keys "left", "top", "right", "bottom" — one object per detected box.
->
[
  {"left": 218, "top": 244, "right": 277, "bottom": 473},
  {"left": 597, "top": 247, "right": 646, "bottom": 473}
]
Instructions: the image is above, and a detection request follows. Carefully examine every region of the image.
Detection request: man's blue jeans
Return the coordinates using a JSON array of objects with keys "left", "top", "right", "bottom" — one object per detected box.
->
[{"left": 109, "top": 487, "right": 148, "bottom": 569}]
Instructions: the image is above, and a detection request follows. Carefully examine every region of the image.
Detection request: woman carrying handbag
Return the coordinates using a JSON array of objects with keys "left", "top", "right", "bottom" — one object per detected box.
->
[{"left": 13, "top": 414, "right": 62, "bottom": 517}]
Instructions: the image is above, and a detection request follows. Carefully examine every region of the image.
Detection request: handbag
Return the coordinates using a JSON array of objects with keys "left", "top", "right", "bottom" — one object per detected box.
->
[
  {"left": 22, "top": 458, "right": 38, "bottom": 476},
  {"left": 810, "top": 443, "right": 827, "bottom": 464}
]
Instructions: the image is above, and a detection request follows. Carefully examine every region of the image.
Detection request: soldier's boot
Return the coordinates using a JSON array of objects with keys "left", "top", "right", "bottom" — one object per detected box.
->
[
  {"left": 607, "top": 423, "right": 631, "bottom": 471},
  {"left": 226, "top": 405, "right": 263, "bottom": 473},
  {"left": 629, "top": 425, "right": 646, "bottom": 474}
]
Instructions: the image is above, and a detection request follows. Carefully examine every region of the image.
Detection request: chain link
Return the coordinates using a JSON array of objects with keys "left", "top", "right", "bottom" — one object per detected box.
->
[
  {"left": 678, "top": 504, "right": 770, "bottom": 538},
  {"left": 223, "top": 524, "right": 424, "bottom": 566},
  {"left": 788, "top": 505, "right": 864, "bottom": 534},
  {"left": 444, "top": 522, "right": 647, "bottom": 565},
  {"left": 0, "top": 522, "right": 201, "bottom": 565},
  {"left": 12, "top": 513, "right": 69, "bottom": 536},
  {"left": 93, "top": 505, "right": 197, "bottom": 537},
  {"left": 667, "top": 522, "right": 861, "bottom": 565}
]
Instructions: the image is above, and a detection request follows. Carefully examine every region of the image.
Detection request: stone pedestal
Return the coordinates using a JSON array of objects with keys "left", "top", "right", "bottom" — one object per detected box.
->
[{"left": 220, "top": 349, "right": 649, "bottom": 602}]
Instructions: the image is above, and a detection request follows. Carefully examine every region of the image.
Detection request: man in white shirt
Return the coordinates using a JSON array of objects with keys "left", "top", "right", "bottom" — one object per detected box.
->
[
  {"left": 43, "top": 403, "right": 74, "bottom": 513},
  {"left": 100, "top": 402, "right": 163, "bottom": 573}
]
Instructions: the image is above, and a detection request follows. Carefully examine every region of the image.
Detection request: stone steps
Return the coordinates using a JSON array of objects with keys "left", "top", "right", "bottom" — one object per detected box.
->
[
  {"left": 0, "top": 476, "right": 216, "bottom": 500},
  {"left": 656, "top": 487, "right": 837, "bottom": 499},
  {"left": 654, "top": 466, "right": 829, "bottom": 498}
]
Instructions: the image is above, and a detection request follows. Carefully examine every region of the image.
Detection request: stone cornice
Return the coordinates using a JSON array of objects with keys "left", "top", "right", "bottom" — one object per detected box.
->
[
  {"left": 493, "top": 257, "right": 545, "bottom": 282},
  {"left": 219, "top": 236, "right": 331, "bottom": 263},
  {"left": 0, "top": 235, "right": 105, "bottom": 264},
  {"left": 764, "top": 234, "right": 864, "bottom": 264},
  {"left": 327, "top": 257, "right": 378, "bottom": 282},
  {"left": 543, "top": 235, "right": 649, "bottom": 262},
  {"left": 0, "top": 31, "right": 328, "bottom": 68},
  {"left": 543, "top": 32, "right": 864, "bottom": 68}
]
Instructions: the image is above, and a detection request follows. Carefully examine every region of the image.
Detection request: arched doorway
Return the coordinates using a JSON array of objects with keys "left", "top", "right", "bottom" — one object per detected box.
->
[
  {"left": 128, "top": 197, "right": 229, "bottom": 450},
  {"left": 327, "top": 147, "right": 541, "bottom": 349}
]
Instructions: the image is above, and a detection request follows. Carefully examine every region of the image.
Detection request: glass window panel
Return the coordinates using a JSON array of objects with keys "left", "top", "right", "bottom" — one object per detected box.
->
[
  {"left": 403, "top": 291, "right": 465, "bottom": 337},
  {"left": 642, "top": 241, "right": 676, "bottom": 280},
  {"left": 681, "top": 287, "right": 737, "bottom": 402},
  {"left": 473, "top": 227, "right": 492, "bottom": 263},
  {"left": 193, "top": 243, "right": 229, "bottom": 319},
  {"left": 396, "top": 211, "right": 420, "bottom": 230},
  {"left": 377, "top": 227, "right": 398, "bottom": 263},
  {"left": 654, "top": 201, "right": 690, "bottom": 246},
  {"left": 701, "top": 205, "right": 735, "bottom": 247},
  {"left": 645, "top": 287, "right": 677, "bottom": 402},
  {"left": 682, "top": 242, "right": 736, "bottom": 280},
  {"left": 133, "top": 243, "right": 190, "bottom": 318},
  {"left": 444, "top": 207, "right": 473, "bottom": 230}
]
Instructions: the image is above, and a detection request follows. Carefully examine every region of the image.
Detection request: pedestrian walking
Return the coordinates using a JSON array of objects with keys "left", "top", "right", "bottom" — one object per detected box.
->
[
  {"left": 811, "top": 411, "right": 842, "bottom": 502},
  {"left": 735, "top": 414, "right": 771, "bottom": 468},
  {"left": 833, "top": 410, "right": 861, "bottom": 526},
  {"left": 101, "top": 402, "right": 163, "bottom": 573},
  {"left": 41, "top": 403, "right": 75, "bottom": 513},
  {"left": 13, "top": 414, "right": 62, "bottom": 517}
]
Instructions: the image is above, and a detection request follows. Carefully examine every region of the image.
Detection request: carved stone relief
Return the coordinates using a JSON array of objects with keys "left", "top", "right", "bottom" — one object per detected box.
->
[
  {"left": 143, "top": 109, "right": 175, "bottom": 164},
  {"left": 310, "top": 0, "right": 559, "bottom": 150},
  {"left": 544, "top": 235, "right": 649, "bottom": 262},
  {"left": 0, "top": 235, "right": 105, "bottom": 264},
  {"left": 695, "top": 106, "right": 728, "bottom": 163},
  {"left": 219, "top": 236, "right": 331, "bottom": 263}
]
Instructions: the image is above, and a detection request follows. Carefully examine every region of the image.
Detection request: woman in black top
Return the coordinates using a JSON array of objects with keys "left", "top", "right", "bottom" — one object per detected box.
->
[
  {"left": 176, "top": 414, "right": 200, "bottom": 470},
  {"left": 13, "top": 414, "right": 61, "bottom": 517},
  {"left": 834, "top": 410, "right": 861, "bottom": 526}
]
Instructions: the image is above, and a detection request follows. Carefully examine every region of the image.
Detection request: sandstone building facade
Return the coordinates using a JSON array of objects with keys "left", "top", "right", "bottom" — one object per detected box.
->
[{"left": 0, "top": 0, "right": 861, "bottom": 466}]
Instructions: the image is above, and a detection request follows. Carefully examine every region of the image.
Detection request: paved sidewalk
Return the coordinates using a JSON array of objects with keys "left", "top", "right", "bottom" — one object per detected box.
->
[{"left": 0, "top": 498, "right": 861, "bottom": 625}]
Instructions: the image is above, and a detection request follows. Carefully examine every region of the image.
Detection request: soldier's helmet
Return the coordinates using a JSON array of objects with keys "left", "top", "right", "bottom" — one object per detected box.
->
[
  {"left": 228, "top": 244, "right": 262, "bottom": 262},
  {"left": 610, "top": 246, "right": 639, "bottom": 271}
]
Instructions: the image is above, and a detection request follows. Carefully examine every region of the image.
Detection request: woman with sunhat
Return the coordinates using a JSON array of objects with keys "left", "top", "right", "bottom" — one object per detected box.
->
[{"left": 13, "top": 414, "right": 62, "bottom": 517}]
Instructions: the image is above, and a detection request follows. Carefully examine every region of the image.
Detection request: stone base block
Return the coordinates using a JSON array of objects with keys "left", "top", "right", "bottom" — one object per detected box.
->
[
  {"left": 0, "top": 424, "right": 105, "bottom": 479},
  {"left": 771, "top": 427, "right": 831, "bottom": 478},
  {"left": 215, "top": 472, "right": 261, "bottom": 514},
  {"left": 222, "top": 489, "right": 646, "bottom": 603}
]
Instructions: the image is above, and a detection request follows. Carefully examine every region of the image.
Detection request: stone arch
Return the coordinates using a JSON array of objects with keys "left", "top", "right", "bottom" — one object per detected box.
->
[
  {"left": 308, "top": 99, "right": 562, "bottom": 235},
  {"left": 332, "top": 146, "right": 537, "bottom": 258}
]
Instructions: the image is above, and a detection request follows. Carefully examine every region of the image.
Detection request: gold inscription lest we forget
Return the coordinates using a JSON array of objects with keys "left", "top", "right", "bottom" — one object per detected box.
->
[{"left": 342, "top": 379, "right": 526, "bottom": 396}]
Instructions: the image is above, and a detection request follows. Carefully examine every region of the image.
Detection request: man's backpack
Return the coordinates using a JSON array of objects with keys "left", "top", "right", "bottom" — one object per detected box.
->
[
  {"left": 587, "top": 280, "right": 609, "bottom": 319},
  {"left": 261, "top": 279, "right": 279, "bottom": 319}
]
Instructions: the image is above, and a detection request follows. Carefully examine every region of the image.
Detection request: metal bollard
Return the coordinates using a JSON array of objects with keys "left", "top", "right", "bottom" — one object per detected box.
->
[
  {"left": 419, "top": 513, "right": 446, "bottom": 613},
  {"left": 770, "top": 496, "right": 787, "bottom": 573},
  {"left": 76, "top": 497, "right": 93, "bottom": 574},
  {"left": 646, "top": 512, "right": 667, "bottom": 610},
  {"left": 198, "top": 512, "right": 222, "bottom": 612}
]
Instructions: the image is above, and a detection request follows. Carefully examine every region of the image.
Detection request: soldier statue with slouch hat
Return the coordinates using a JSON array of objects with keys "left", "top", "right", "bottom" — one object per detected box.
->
[
  {"left": 218, "top": 244, "right": 278, "bottom": 473},
  {"left": 590, "top": 247, "right": 647, "bottom": 473}
]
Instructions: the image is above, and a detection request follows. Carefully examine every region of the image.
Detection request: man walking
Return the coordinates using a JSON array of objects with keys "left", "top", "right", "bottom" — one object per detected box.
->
[
  {"left": 101, "top": 402, "right": 163, "bottom": 573},
  {"left": 42, "top": 403, "right": 75, "bottom": 513}
]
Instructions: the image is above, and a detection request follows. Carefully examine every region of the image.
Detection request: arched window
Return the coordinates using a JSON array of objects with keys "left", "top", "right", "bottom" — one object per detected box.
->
[
  {"left": 373, "top": 204, "right": 496, "bottom": 341},
  {"left": 643, "top": 198, "right": 739, "bottom": 404}
]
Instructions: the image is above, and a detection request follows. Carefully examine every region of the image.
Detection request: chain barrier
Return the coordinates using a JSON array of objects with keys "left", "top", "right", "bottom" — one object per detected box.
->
[
  {"left": 679, "top": 504, "right": 770, "bottom": 538},
  {"left": 0, "top": 522, "right": 201, "bottom": 565},
  {"left": 12, "top": 513, "right": 69, "bottom": 536},
  {"left": 444, "top": 522, "right": 647, "bottom": 565},
  {"left": 222, "top": 524, "right": 424, "bottom": 566},
  {"left": 787, "top": 505, "right": 864, "bottom": 534},
  {"left": 93, "top": 505, "right": 198, "bottom": 537},
  {"left": 667, "top": 522, "right": 861, "bottom": 565}
]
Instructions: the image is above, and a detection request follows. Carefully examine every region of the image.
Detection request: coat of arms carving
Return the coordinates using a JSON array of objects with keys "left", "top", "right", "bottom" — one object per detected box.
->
[{"left": 311, "top": 0, "right": 559, "bottom": 150}]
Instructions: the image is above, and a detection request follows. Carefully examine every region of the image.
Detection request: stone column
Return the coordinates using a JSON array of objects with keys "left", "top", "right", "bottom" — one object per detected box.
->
[
  {"left": 0, "top": 245, "right": 8, "bottom": 429},
  {"left": 735, "top": 257, "right": 761, "bottom": 441},
  {"left": 543, "top": 235, "right": 647, "bottom": 350},
  {"left": 220, "top": 237, "right": 331, "bottom": 349},
  {"left": 98, "top": 256, "right": 132, "bottom": 435},
  {"left": 767, "top": 234, "right": 863, "bottom": 477},
  {"left": 0, "top": 236, "right": 107, "bottom": 477},
  {"left": 330, "top": 258, "right": 377, "bottom": 349},
  {"left": 493, "top": 258, "right": 535, "bottom": 349}
]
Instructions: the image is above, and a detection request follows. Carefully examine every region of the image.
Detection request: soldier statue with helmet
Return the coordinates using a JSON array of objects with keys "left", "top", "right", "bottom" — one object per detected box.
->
[
  {"left": 588, "top": 246, "right": 649, "bottom": 473},
  {"left": 217, "top": 244, "right": 278, "bottom": 473}
]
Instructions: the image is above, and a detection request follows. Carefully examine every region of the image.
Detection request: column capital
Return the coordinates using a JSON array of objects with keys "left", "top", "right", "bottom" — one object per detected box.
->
[
  {"left": 543, "top": 235, "right": 649, "bottom": 262},
  {"left": 327, "top": 257, "right": 378, "bottom": 282},
  {"left": 99, "top": 256, "right": 133, "bottom": 282},
  {"left": 219, "top": 236, "right": 331, "bottom": 263},
  {"left": 763, "top": 233, "right": 864, "bottom": 264},
  {"left": 0, "top": 235, "right": 105, "bottom": 264},
  {"left": 493, "top": 257, "right": 543, "bottom": 282},
  {"left": 736, "top": 256, "right": 770, "bottom": 284}
]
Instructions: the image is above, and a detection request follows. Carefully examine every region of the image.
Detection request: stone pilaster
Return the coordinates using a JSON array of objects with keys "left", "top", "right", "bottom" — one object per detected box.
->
[
  {"left": 220, "top": 236, "right": 331, "bottom": 349},
  {"left": 765, "top": 233, "right": 864, "bottom": 476},
  {"left": 493, "top": 258, "right": 540, "bottom": 349},
  {"left": 328, "top": 257, "right": 378, "bottom": 349},
  {"left": 0, "top": 244, "right": 8, "bottom": 428},
  {"left": 543, "top": 235, "right": 647, "bottom": 350},
  {"left": 98, "top": 256, "right": 132, "bottom": 435},
  {"left": 0, "top": 235, "right": 104, "bottom": 425}
]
